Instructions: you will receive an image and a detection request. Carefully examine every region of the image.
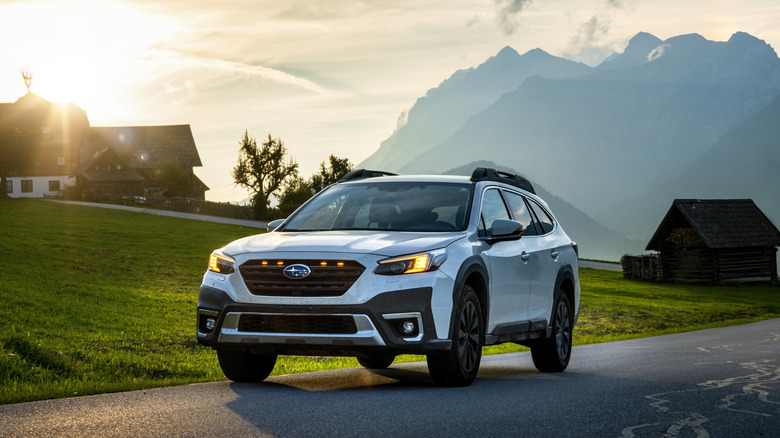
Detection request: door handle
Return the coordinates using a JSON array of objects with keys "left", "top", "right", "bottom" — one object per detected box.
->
[
  {"left": 521, "top": 252, "right": 530, "bottom": 262},
  {"left": 550, "top": 250, "right": 559, "bottom": 259}
]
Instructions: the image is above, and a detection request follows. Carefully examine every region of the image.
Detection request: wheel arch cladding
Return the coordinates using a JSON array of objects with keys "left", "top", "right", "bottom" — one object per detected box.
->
[
  {"left": 451, "top": 256, "right": 489, "bottom": 338},
  {"left": 553, "top": 265, "right": 577, "bottom": 321}
]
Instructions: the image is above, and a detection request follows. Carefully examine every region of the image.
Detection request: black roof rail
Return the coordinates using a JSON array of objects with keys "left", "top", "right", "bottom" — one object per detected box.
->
[
  {"left": 338, "top": 169, "right": 397, "bottom": 183},
  {"left": 470, "top": 167, "right": 535, "bottom": 194}
]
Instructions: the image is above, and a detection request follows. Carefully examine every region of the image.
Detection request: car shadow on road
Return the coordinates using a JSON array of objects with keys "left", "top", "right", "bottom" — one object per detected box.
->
[{"left": 222, "top": 363, "right": 614, "bottom": 437}]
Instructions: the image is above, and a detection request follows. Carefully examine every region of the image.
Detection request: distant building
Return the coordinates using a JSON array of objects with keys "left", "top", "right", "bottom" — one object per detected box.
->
[
  {"left": 1, "top": 92, "right": 208, "bottom": 200},
  {"left": 645, "top": 199, "right": 780, "bottom": 283},
  {"left": 0, "top": 93, "right": 90, "bottom": 197}
]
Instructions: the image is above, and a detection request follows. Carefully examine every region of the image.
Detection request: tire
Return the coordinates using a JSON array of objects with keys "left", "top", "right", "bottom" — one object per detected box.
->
[
  {"left": 427, "top": 285, "right": 483, "bottom": 387},
  {"left": 531, "top": 292, "right": 573, "bottom": 373},
  {"left": 357, "top": 355, "right": 396, "bottom": 369},
  {"left": 217, "top": 349, "right": 277, "bottom": 382}
]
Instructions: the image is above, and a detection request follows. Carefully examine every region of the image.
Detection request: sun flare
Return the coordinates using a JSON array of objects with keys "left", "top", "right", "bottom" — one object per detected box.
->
[{"left": 1, "top": 0, "right": 179, "bottom": 121}]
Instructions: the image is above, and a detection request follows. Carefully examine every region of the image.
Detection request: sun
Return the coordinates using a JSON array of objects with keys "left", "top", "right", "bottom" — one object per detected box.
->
[{"left": 1, "top": 0, "right": 180, "bottom": 121}]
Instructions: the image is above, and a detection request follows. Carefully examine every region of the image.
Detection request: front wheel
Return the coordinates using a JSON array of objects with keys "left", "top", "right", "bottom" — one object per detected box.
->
[
  {"left": 217, "top": 349, "right": 277, "bottom": 382},
  {"left": 531, "top": 292, "right": 573, "bottom": 372},
  {"left": 427, "top": 285, "right": 483, "bottom": 387}
]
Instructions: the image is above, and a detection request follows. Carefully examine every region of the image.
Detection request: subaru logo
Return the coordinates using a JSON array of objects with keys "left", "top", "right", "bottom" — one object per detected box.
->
[{"left": 283, "top": 264, "right": 311, "bottom": 279}]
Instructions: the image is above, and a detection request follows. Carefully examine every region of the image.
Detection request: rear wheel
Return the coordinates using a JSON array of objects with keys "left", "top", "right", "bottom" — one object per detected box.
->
[
  {"left": 531, "top": 292, "right": 573, "bottom": 372},
  {"left": 357, "top": 355, "right": 395, "bottom": 369},
  {"left": 217, "top": 349, "right": 277, "bottom": 382},
  {"left": 427, "top": 285, "right": 483, "bottom": 387}
]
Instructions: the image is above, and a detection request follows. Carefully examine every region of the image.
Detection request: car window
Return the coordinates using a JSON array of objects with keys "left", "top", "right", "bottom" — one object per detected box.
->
[
  {"left": 528, "top": 200, "right": 555, "bottom": 234},
  {"left": 478, "top": 188, "right": 510, "bottom": 238},
  {"left": 502, "top": 191, "right": 539, "bottom": 236}
]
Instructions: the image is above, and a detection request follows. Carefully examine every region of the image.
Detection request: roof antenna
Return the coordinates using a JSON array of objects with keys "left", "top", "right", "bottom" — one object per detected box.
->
[{"left": 21, "top": 71, "right": 32, "bottom": 93}]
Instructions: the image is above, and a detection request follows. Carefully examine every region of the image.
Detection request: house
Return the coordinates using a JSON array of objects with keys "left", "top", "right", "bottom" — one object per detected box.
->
[
  {"left": 79, "top": 125, "right": 208, "bottom": 200},
  {"left": 72, "top": 147, "right": 145, "bottom": 199},
  {"left": 645, "top": 199, "right": 780, "bottom": 283},
  {"left": 1, "top": 91, "right": 208, "bottom": 200},
  {"left": 0, "top": 93, "right": 90, "bottom": 197}
]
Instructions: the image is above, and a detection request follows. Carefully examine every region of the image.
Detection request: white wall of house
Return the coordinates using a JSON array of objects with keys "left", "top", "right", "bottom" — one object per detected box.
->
[{"left": 5, "top": 176, "right": 75, "bottom": 198}]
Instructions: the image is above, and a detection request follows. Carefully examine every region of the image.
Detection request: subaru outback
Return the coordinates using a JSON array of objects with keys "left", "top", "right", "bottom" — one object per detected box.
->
[{"left": 197, "top": 167, "right": 580, "bottom": 386}]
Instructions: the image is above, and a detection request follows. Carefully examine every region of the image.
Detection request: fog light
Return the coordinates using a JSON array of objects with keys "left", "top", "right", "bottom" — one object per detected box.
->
[
  {"left": 205, "top": 318, "right": 216, "bottom": 330},
  {"left": 401, "top": 320, "right": 415, "bottom": 335}
]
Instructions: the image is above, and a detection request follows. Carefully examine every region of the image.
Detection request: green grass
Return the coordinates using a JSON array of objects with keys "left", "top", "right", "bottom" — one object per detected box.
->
[{"left": 1, "top": 198, "right": 779, "bottom": 404}]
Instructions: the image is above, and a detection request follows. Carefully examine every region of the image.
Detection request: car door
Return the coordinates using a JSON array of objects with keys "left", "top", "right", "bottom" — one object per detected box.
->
[
  {"left": 478, "top": 188, "right": 531, "bottom": 330},
  {"left": 524, "top": 198, "right": 563, "bottom": 323}
]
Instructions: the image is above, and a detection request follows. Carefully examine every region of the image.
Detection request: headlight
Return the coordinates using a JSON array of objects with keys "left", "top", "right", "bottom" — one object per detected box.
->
[
  {"left": 208, "top": 250, "right": 235, "bottom": 274},
  {"left": 375, "top": 249, "right": 447, "bottom": 275}
]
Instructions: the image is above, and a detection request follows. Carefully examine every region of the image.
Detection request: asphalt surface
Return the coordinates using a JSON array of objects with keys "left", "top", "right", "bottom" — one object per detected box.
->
[
  {"left": 47, "top": 200, "right": 268, "bottom": 229},
  {"left": 579, "top": 260, "right": 622, "bottom": 271},
  {"left": 2, "top": 318, "right": 778, "bottom": 437}
]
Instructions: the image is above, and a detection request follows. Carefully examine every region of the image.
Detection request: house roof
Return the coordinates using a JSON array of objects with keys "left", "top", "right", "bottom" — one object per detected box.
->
[
  {"left": 72, "top": 147, "right": 144, "bottom": 183},
  {"left": 87, "top": 125, "right": 203, "bottom": 169},
  {"left": 0, "top": 93, "right": 90, "bottom": 129},
  {"left": 646, "top": 199, "right": 780, "bottom": 250}
]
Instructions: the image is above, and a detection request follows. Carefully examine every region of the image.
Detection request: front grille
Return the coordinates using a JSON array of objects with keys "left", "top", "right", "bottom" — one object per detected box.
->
[
  {"left": 238, "top": 314, "right": 358, "bottom": 335},
  {"left": 239, "top": 259, "right": 365, "bottom": 297}
]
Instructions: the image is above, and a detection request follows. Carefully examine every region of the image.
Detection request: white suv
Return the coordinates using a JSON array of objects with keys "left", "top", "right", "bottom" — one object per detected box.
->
[{"left": 197, "top": 168, "right": 580, "bottom": 386}]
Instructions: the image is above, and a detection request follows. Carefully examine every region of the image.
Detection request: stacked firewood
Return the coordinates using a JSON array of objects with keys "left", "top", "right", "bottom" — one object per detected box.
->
[{"left": 665, "top": 228, "right": 703, "bottom": 245}]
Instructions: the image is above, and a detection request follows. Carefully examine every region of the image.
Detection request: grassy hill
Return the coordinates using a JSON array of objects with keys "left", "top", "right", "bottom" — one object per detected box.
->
[{"left": 1, "top": 198, "right": 778, "bottom": 405}]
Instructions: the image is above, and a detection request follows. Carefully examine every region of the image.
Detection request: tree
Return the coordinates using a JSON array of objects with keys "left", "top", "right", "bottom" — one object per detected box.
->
[
  {"left": 232, "top": 131, "right": 298, "bottom": 220},
  {"left": 310, "top": 154, "right": 353, "bottom": 193},
  {"left": 276, "top": 176, "right": 314, "bottom": 218},
  {"left": 275, "top": 154, "right": 354, "bottom": 217}
]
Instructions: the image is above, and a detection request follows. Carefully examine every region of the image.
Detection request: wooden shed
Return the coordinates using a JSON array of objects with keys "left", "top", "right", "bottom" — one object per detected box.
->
[{"left": 646, "top": 199, "right": 780, "bottom": 283}]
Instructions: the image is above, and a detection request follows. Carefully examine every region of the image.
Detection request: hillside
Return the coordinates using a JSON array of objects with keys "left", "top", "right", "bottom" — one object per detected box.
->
[
  {"left": 443, "top": 162, "right": 642, "bottom": 260},
  {"left": 360, "top": 47, "right": 592, "bottom": 171},
  {"left": 393, "top": 32, "right": 780, "bottom": 221},
  {"left": 605, "top": 94, "right": 780, "bottom": 242}
]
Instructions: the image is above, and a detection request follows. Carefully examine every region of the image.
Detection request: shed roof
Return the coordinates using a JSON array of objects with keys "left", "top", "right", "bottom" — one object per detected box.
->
[{"left": 646, "top": 199, "right": 780, "bottom": 250}]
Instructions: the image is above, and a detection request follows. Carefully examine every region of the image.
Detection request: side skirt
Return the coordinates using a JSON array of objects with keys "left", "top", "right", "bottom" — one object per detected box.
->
[{"left": 484, "top": 319, "right": 548, "bottom": 345}]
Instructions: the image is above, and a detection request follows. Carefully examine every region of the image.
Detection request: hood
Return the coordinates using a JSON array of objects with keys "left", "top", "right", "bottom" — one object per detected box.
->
[{"left": 223, "top": 231, "right": 466, "bottom": 258}]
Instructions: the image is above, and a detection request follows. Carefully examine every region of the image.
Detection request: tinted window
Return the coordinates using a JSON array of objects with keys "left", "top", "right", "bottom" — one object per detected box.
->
[
  {"left": 503, "top": 191, "right": 538, "bottom": 236},
  {"left": 528, "top": 200, "right": 555, "bottom": 234},
  {"left": 478, "top": 189, "right": 510, "bottom": 237},
  {"left": 284, "top": 182, "right": 473, "bottom": 232}
]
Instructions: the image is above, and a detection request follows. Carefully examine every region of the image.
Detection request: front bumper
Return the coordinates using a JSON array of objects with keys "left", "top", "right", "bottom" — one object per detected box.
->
[{"left": 196, "top": 285, "right": 451, "bottom": 356}]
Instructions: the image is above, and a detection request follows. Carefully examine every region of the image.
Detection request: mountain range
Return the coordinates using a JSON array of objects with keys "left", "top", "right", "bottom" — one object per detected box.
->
[{"left": 359, "top": 31, "right": 780, "bottom": 260}]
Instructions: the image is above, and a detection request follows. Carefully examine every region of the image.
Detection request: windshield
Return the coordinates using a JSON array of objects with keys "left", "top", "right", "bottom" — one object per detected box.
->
[{"left": 282, "top": 181, "right": 473, "bottom": 232}]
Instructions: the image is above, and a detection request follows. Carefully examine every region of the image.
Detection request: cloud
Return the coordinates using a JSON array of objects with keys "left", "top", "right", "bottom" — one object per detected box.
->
[
  {"left": 648, "top": 44, "right": 670, "bottom": 61},
  {"left": 143, "top": 50, "right": 327, "bottom": 94},
  {"left": 561, "top": 14, "right": 617, "bottom": 66},
  {"left": 494, "top": 0, "right": 533, "bottom": 35},
  {"left": 605, "top": 0, "right": 639, "bottom": 9}
]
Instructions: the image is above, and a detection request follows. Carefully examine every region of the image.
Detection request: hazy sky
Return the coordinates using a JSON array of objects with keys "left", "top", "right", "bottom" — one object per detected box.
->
[{"left": 2, "top": 0, "right": 779, "bottom": 202}]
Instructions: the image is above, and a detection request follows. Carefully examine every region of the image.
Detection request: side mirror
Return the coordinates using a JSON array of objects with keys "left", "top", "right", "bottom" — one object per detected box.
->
[
  {"left": 267, "top": 219, "right": 285, "bottom": 232},
  {"left": 486, "top": 219, "right": 524, "bottom": 243}
]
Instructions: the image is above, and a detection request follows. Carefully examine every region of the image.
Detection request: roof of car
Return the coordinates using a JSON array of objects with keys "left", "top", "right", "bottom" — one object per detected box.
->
[
  {"left": 339, "top": 174, "right": 472, "bottom": 185},
  {"left": 338, "top": 168, "right": 536, "bottom": 195}
]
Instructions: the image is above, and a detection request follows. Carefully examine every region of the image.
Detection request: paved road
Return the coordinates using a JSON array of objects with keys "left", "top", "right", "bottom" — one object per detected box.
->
[
  {"left": 47, "top": 200, "right": 268, "bottom": 229},
  {"left": 579, "top": 259, "right": 622, "bottom": 271},
  {"left": 2, "top": 319, "right": 778, "bottom": 437}
]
